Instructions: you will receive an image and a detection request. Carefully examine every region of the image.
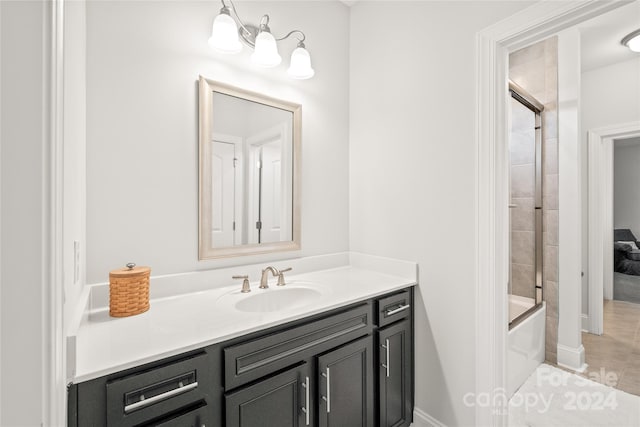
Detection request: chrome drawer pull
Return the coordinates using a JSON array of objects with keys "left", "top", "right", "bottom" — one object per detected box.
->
[
  {"left": 385, "top": 304, "right": 410, "bottom": 316},
  {"left": 381, "top": 338, "right": 390, "bottom": 377},
  {"left": 124, "top": 381, "right": 198, "bottom": 413},
  {"left": 327, "top": 367, "right": 331, "bottom": 413},
  {"left": 301, "top": 376, "right": 310, "bottom": 425}
]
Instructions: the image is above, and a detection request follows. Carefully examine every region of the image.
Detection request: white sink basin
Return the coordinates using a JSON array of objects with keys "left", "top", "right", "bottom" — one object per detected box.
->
[{"left": 233, "top": 286, "right": 322, "bottom": 313}]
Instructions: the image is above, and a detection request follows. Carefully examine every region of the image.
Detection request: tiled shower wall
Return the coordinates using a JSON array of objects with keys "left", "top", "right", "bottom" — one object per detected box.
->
[{"left": 509, "top": 37, "right": 559, "bottom": 363}]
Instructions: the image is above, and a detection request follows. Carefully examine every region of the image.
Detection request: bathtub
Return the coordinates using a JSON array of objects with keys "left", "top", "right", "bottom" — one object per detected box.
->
[
  {"left": 507, "top": 299, "right": 545, "bottom": 397},
  {"left": 509, "top": 294, "right": 535, "bottom": 323}
]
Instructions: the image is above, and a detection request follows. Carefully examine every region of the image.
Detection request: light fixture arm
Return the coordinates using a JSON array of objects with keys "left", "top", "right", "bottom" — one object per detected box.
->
[
  {"left": 276, "top": 30, "right": 307, "bottom": 47},
  {"left": 221, "top": 0, "right": 253, "bottom": 39},
  {"left": 210, "top": 0, "right": 314, "bottom": 78},
  {"left": 219, "top": 0, "right": 306, "bottom": 48}
]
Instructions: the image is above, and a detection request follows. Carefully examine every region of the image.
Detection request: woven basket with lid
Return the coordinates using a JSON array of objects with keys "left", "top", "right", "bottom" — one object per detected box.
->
[{"left": 109, "top": 263, "right": 150, "bottom": 317}]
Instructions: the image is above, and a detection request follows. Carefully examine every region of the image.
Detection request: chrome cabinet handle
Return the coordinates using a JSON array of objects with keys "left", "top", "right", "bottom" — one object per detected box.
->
[
  {"left": 381, "top": 338, "right": 390, "bottom": 377},
  {"left": 301, "top": 376, "right": 310, "bottom": 425},
  {"left": 124, "top": 381, "right": 198, "bottom": 413},
  {"left": 321, "top": 367, "right": 331, "bottom": 413},
  {"left": 385, "top": 304, "right": 410, "bottom": 316}
]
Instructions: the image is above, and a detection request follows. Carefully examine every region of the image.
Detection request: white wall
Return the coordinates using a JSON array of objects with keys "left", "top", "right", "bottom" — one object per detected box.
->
[
  {"left": 349, "top": 2, "right": 531, "bottom": 425},
  {"left": 85, "top": 1, "right": 350, "bottom": 284},
  {"left": 614, "top": 141, "right": 640, "bottom": 238},
  {"left": 0, "top": 1, "right": 48, "bottom": 424},
  {"left": 581, "top": 57, "right": 640, "bottom": 314},
  {"left": 557, "top": 28, "right": 584, "bottom": 370}
]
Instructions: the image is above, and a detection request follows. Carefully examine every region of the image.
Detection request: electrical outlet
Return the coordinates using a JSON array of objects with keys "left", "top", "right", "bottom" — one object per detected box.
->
[{"left": 73, "top": 241, "right": 80, "bottom": 285}]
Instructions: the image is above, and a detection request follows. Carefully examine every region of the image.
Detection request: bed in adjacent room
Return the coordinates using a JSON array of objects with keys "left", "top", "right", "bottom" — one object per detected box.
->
[{"left": 613, "top": 228, "right": 640, "bottom": 304}]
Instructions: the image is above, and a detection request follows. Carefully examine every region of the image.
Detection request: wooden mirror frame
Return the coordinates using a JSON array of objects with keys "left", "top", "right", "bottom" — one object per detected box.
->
[{"left": 198, "top": 76, "right": 301, "bottom": 259}]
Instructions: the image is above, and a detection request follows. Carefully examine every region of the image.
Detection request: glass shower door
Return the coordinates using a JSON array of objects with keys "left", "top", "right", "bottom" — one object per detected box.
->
[{"left": 509, "top": 82, "right": 543, "bottom": 326}]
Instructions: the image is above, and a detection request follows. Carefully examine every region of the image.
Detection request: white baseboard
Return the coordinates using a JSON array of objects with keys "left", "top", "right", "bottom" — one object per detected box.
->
[
  {"left": 581, "top": 314, "right": 589, "bottom": 332},
  {"left": 557, "top": 343, "right": 587, "bottom": 372},
  {"left": 412, "top": 407, "right": 447, "bottom": 427}
]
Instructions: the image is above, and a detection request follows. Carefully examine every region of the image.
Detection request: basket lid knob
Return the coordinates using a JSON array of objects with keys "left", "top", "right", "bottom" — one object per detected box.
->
[
  {"left": 126, "top": 262, "right": 136, "bottom": 270},
  {"left": 110, "top": 264, "right": 150, "bottom": 278}
]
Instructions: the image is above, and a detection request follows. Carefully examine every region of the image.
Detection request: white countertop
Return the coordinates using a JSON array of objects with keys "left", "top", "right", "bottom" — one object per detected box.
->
[{"left": 71, "top": 253, "right": 417, "bottom": 383}]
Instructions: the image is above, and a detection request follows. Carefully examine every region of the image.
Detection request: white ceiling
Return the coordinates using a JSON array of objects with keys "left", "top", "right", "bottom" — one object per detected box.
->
[{"left": 579, "top": 1, "right": 640, "bottom": 72}]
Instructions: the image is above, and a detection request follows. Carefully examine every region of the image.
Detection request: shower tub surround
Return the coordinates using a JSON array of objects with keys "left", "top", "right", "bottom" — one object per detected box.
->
[
  {"left": 510, "top": 36, "right": 559, "bottom": 363},
  {"left": 507, "top": 301, "right": 546, "bottom": 397},
  {"left": 67, "top": 252, "right": 417, "bottom": 382}
]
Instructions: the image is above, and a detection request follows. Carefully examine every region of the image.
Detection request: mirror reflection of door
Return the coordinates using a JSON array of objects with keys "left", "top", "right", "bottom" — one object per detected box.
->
[
  {"left": 260, "top": 140, "right": 282, "bottom": 243},
  {"left": 246, "top": 124, "right": 291, "bottom": 244},
  {"left": 211, "top": 134, "right": 243, "bottom": 247}
]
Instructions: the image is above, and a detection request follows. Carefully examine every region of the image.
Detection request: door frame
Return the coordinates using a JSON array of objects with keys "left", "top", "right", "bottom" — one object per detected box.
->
[
  {"left": 475, "top": 1, "right": 629, "bottom": 425},
  {"left": 48, "top": 0, "right": 66, "bottom": 425},
  {"left": 587, "top": 121, "right": 640, "bottom": 335}
]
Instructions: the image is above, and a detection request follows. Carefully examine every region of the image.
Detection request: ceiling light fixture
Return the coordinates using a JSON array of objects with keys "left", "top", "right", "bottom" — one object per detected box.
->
[
  {"left": 209, "top": 0, "right": 315, "bottom": 79},
  {"left": 621, "top": 29, "right": 640, "bottom": 53}
]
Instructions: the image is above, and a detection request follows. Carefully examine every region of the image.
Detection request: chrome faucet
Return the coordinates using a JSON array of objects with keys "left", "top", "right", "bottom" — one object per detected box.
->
[{"left": 259, "top": 266, "right": 280, "bottom": 289}]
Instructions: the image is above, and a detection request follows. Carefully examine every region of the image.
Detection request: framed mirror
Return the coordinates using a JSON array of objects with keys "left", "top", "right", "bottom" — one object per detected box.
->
[{"left": 198, "top": 76, "right": 301, "bottom": 259}]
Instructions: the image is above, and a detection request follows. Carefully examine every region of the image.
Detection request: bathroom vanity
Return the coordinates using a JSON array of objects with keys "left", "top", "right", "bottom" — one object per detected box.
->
[{"left": 67, "top": 255, "right": 416, "bottom": 427}]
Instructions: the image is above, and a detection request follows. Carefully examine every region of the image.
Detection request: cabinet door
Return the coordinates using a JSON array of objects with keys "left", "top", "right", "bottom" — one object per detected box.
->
[
  {"left": 225, "top": 363, "right": 311, "bottom": 427},
  {"left": 378, "top": 320, "right": 412, "bottom": 427},
  {"left": 318, "top": 336, "right": 374, "bottom": 427}
]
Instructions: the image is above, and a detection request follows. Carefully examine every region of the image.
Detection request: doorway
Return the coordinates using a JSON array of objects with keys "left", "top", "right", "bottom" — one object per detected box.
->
[
  {"left": 587, "top": 124, "right": 640, "bottom": 335},
  {"left": 583, "top": 131, "right": 640, "bottom": 396},
  {"left": 476, "top": 1, "right": 633, "bottom": 423}
]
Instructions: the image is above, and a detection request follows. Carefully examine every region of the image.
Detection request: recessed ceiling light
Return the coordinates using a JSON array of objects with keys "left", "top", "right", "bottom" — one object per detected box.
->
[{"left": 621, "top": 29, "right": 640, "bottom": 52}]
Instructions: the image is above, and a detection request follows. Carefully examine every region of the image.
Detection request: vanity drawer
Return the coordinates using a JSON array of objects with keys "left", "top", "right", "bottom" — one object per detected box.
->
[
  {"left": 377, "top": 289, "right": 411, "bottom": 327},
  {"left": 153, "top": 403, "right": 209, "bottom": 427},
  {"left": 224, "top": 303, "right": 372, "bottom": 390},
  {"left": 106, "top": 353, "right": 210, "bottom": 427}
]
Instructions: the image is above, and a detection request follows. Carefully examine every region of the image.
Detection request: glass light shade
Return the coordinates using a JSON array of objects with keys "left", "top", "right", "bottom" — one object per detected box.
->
[
  {"left": 208, "top": 13, "right": 242, "bottom": 54},
  {"left": 251, "top": 31, "right": 282, "bottom": 68},
  {"left": 627, "top": 34, "right": 640, "bottom": 52},
  {"left": 287, "top": 46, "right": 315, "bottom": 79}
]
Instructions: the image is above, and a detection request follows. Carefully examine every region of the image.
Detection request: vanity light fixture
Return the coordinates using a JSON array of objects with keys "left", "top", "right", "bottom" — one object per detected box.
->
[
  {"left": 621, "top": 29, "right": 640, "bottom": 53},
  {"left": 208, "top": 0, "right": 315, "bottom": 79}
]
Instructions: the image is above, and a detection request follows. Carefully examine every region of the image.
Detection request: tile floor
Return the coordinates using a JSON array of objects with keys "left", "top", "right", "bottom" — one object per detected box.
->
[
  {"left": 509, "top": 364, "right": 640, "bottom": 426},
  {"left": 580, "top": 300, "right": 640, "bottom": 396}
]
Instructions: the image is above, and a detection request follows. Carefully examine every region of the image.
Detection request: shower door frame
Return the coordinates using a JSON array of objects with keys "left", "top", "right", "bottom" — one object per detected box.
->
[{"left": 508, "top": 81, "right": 544, "bottom": 330}]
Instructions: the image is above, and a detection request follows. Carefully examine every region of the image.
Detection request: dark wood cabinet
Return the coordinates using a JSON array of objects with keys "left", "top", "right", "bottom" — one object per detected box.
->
[
  {"left": 70, "top": 347, "right": 221, "bottom": 427},
  {"left": 225, "top": 363, "right": 310, "bottom": 427},
  {"left": 318, "top": 336, "right": 374, "bottom": 427},
  {"left": 223, "top": 304, "right": 372, "bottom": 390},
  {"left": 378, "top": 319, "right": 412, "bottom": 427},
  {"left": 68, "top": 287, "right": 414, "bottom": 427},
  {"left": 154, "top": 403, "right": 209, "bottom": 427}
]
